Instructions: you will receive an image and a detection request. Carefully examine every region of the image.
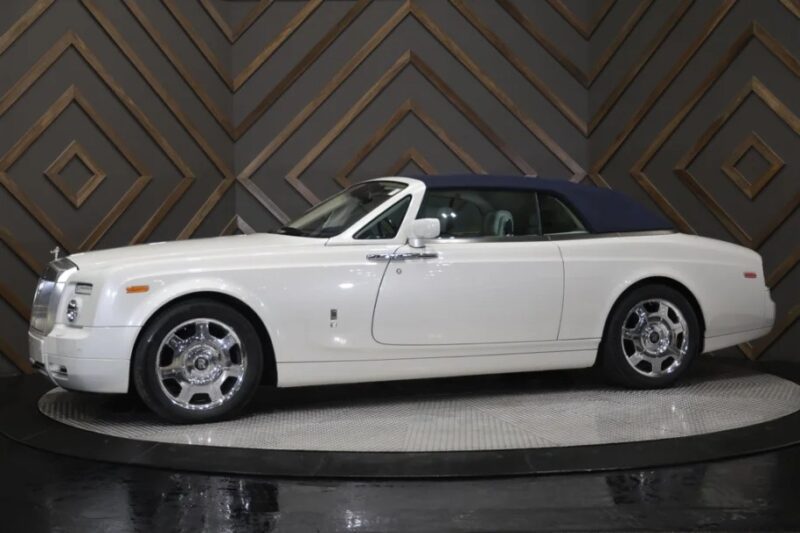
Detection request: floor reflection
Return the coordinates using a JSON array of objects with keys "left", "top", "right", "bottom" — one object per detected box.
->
[
  {"left": 4, "top": 360, "right": 800, "bottom": 532},
  {"left": 2, "top": 431, "right": 799, "bottom": 532}
]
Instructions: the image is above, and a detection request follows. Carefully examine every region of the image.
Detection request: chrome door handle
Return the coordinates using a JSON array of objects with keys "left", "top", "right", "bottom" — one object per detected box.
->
[
  {"left": 366, "top": 253, "right": 394, "bottom": 261},
  {"left": 394, "top": 252, "right": 439, "bottom": 261},
  {"left": 366, "top": 252, "right": 439, "bottom": 261}
]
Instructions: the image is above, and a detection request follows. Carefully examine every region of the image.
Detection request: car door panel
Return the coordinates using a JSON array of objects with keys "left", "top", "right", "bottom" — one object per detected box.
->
[{"left": 371, "top": 241, "right": 564, "bottom": 345}]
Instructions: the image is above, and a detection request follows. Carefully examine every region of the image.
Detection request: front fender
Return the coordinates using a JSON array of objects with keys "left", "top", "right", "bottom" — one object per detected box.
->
[{"left": 93, "top": 275, "right": 273, "bottom": 333}]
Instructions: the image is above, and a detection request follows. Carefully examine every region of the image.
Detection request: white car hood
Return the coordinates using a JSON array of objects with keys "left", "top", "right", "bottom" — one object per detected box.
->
[{"left": 68, "top": 233, "right": 319, "bottom": 271}]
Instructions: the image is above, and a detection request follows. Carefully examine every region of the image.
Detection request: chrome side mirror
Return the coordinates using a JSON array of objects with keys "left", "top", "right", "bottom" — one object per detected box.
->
[{"left": 408, "top": 218, "right": 440, "bottom": 248}]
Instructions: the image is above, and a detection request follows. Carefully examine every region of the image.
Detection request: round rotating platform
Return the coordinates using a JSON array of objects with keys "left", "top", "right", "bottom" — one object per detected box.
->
[
  {"left": 38, "top": 363, "right": 800, "bottom": 452},
  {"left": 4, "top": 359, "right": 800, "bottom": 478}
]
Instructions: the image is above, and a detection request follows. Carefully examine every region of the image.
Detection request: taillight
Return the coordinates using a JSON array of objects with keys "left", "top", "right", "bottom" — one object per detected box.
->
[{"left": 744, "top": 272, "right": 757, "bottom": 279}]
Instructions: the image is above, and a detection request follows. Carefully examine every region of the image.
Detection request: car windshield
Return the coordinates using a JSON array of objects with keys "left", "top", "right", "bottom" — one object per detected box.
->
[{"left": 272, "top": 181, "right": 407, "bottom": 238}]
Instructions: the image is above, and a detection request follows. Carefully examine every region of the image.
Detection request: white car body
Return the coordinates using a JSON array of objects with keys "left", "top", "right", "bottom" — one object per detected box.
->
[{"left": 28, "top": 177, "right": 775, "bottom": 394}]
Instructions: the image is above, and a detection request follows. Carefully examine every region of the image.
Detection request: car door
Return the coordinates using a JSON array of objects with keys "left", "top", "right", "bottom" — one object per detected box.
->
[{"left": 371, "top": 188, "right": 564, "bottom": 345}]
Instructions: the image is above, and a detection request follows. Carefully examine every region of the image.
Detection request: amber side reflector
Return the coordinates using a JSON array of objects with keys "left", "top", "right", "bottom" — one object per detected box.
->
[
  {"left": 744, "top": 272, "right": 757, "bottom": 279},
  {"left": 126, "top": 285, "right": 149, "bottom": 293}
]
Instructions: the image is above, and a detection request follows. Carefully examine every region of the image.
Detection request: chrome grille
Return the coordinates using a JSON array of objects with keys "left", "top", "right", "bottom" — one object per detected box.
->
[{"left": 30, "top": 258, "right": 78, "bottom": 334}]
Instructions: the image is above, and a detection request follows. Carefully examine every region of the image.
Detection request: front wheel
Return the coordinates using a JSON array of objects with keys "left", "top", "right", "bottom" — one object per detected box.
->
[
  {"left": 132, "top": 299, "right": 263, "bottom": 423},
  {"left": 599, "top": 285, "right": 700, "bottom": 388}
]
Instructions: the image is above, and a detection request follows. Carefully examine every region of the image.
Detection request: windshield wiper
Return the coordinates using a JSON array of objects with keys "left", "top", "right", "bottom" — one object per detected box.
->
[{"left": 271, "top": 226, "right": 307, "bottom": 236}]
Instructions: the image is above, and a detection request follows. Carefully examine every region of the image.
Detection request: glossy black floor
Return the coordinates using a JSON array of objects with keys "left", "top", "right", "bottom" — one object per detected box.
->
[
  {"left": 2, "top": 431, "right": 800, "bottom": 532},
  {"left": 3, "top": 364, "right": 800, "bottom": 532}
]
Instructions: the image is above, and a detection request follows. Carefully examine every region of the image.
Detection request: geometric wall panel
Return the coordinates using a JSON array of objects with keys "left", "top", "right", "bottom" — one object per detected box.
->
[
  {"left": 674, "top": 78, "right": 799, "bottom": 249},
  {"left": 44, "top": 139, "right": 107, "bottom": 208},
  {"left": 0, "top": 0, "right": 797, "bottom": 375},
  {"left": 721, "top": 131, "right": 784, "bottom": 200}
]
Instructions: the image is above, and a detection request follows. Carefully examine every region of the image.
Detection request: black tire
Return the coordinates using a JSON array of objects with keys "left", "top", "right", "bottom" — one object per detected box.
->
[
  {"left": 132, "top": 298, "right": 263, "bottom": 423},
  {"left": 599, "top": 284, "right": 700, "bottom": 389}
]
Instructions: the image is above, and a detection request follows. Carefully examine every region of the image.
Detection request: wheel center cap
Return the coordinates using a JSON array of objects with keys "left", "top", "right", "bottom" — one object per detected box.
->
[
  {"left": 641, "top": 323, "right": 671, "bottom": 355},
  {"left": 183, "top": 344, "right": 222, "bottom": 383}
]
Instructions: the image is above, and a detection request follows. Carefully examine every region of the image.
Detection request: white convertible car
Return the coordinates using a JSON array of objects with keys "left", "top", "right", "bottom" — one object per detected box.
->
[{"left": 29, "top": 175, "right": 774, "bottom": 422}]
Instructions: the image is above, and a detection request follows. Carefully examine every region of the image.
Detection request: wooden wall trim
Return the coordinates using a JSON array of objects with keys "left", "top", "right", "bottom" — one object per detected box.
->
[{"left": 0, "top": 0, "right": 796, "bottom": 371}]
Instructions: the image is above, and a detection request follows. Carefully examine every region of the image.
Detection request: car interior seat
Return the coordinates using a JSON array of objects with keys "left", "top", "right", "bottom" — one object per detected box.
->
[
  {"left": 435, "top": 207, "right": 453, "bottom": 236},
  {"left": 484, "top": 210, "right": 514, "bottom": 236}
]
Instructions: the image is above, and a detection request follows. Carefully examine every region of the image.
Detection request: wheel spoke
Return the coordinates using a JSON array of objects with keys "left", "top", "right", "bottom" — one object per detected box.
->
[
  {"left": 645, "top": 356, "right": 663, "bottom": 376},
  {"left": 655, "top": 301, "right": 670, "bottom": 320},
  {"left": 158, "top": 355, "right": 183, "bottom": 379},
  {"left": 627, "top": 352, "right": 644, "bottom": 367},
  {"left": 159, "top": 366, "right": 182, "bottom": 380},
  {"left": 622, "top": 328, "right": 638, "bottom": 340},
  {"left": 207, "top": 383, "right": 223, "bottom": 403},
  {"left": 195, "top": 320, "right": 211, "bottom": 340},
  {"left": 219, "top": 333, "right": 237, "bottom": 353},
  {"left": 633, "top": 306, "right": 647, "bottom": 327},
  {"left": 224, "top": 365, "right": 244, "bottom": 379},
  {"left": 665, "top": 345, "right": 685, "bottom": 359},
  {"left": 176, "top": 383, "right": 195, "bottom": 404},
  {"left": 166, "top": 334, "right": 185, "bottom": 353}
]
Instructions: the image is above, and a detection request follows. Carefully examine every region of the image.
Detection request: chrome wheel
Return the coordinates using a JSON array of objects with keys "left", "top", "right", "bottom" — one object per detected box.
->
[
  {"left": 156, "top": 318, "right": 246, "bottom": 410},
  {"left": 620, "top": 298, "right": 689, "bottom": 378}
]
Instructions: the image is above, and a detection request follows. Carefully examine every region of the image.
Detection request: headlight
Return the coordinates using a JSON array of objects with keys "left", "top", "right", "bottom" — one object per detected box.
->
[{"left": 66, "top": 299, "right": 79, "bottom": 322}]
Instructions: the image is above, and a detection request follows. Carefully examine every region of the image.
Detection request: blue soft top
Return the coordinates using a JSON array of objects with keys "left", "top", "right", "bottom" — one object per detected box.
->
[{"left": 414, "top": 175, "right": 672, "bottom": 234}]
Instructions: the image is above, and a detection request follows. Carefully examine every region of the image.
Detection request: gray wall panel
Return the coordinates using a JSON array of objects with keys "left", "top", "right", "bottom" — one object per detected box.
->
[{"left": 0, "top": 0, "right": 796, "bottom": 374}]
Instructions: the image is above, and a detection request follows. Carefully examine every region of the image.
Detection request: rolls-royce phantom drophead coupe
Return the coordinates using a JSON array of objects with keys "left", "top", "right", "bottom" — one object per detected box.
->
[{"left": 29, "top": 175, "right": 775, "bottom": 422}]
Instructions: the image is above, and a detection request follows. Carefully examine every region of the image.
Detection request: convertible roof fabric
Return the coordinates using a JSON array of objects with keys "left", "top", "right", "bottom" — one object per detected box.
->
[{"left": 414, "top": 174, "right": 673, "bottom": 234}]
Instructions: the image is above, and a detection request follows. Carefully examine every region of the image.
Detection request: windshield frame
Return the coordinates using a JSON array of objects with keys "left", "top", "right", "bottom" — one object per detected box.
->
[{"left": 272, "top": 179, "right": 416, "bottom": 240}]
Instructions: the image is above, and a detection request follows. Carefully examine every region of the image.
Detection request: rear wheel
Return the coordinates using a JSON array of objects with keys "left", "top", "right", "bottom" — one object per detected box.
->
[
  {"left": 132, "top": 299, "right": 263, "bottom": 423},
  {"left": 600, "top": 284, "right": 700, "bottom": 388}
]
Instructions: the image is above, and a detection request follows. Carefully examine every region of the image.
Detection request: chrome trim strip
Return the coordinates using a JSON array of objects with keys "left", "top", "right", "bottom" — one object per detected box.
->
[
  {"left": 420, "top": 230, "right": 675, "bottom": 245},
  {"left": 367, "top": 252, "right": 439, "bottom": 261},
  {"left": 394, "top": 252, "right": 439, "bottom": 260},
  {"left": 366, "top": 253, "right": 393, "bottom": 261},
  {"left": 546, "top": 230, "right": 676, "bottom": 241},
  {"left": 423, "top": 234, "right": 547, "bottom": 244}
]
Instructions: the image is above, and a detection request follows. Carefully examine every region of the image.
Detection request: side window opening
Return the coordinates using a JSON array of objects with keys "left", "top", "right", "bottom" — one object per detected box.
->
[
  {"left": 538, "top": 194, "right": 586, "bottom": 235},
  {"left": 416, "top": 189, "right": 540, "bottom": 239},
  {"left": 354, "top": 196, "right": 411, "bottom": 240}
]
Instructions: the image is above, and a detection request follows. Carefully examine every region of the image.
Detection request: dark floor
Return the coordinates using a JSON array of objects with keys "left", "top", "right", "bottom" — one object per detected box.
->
[
  {"left": 1, "top": 430, "right": 800, "bottom": 532},
  {"left": 4, "top": 361, "right": 800, "bottom": 531}
]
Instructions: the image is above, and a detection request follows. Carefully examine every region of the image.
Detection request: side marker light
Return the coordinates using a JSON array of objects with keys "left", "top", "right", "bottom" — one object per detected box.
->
[{"left": 126, "top": 285, "right": 150, "bottom": 293}]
